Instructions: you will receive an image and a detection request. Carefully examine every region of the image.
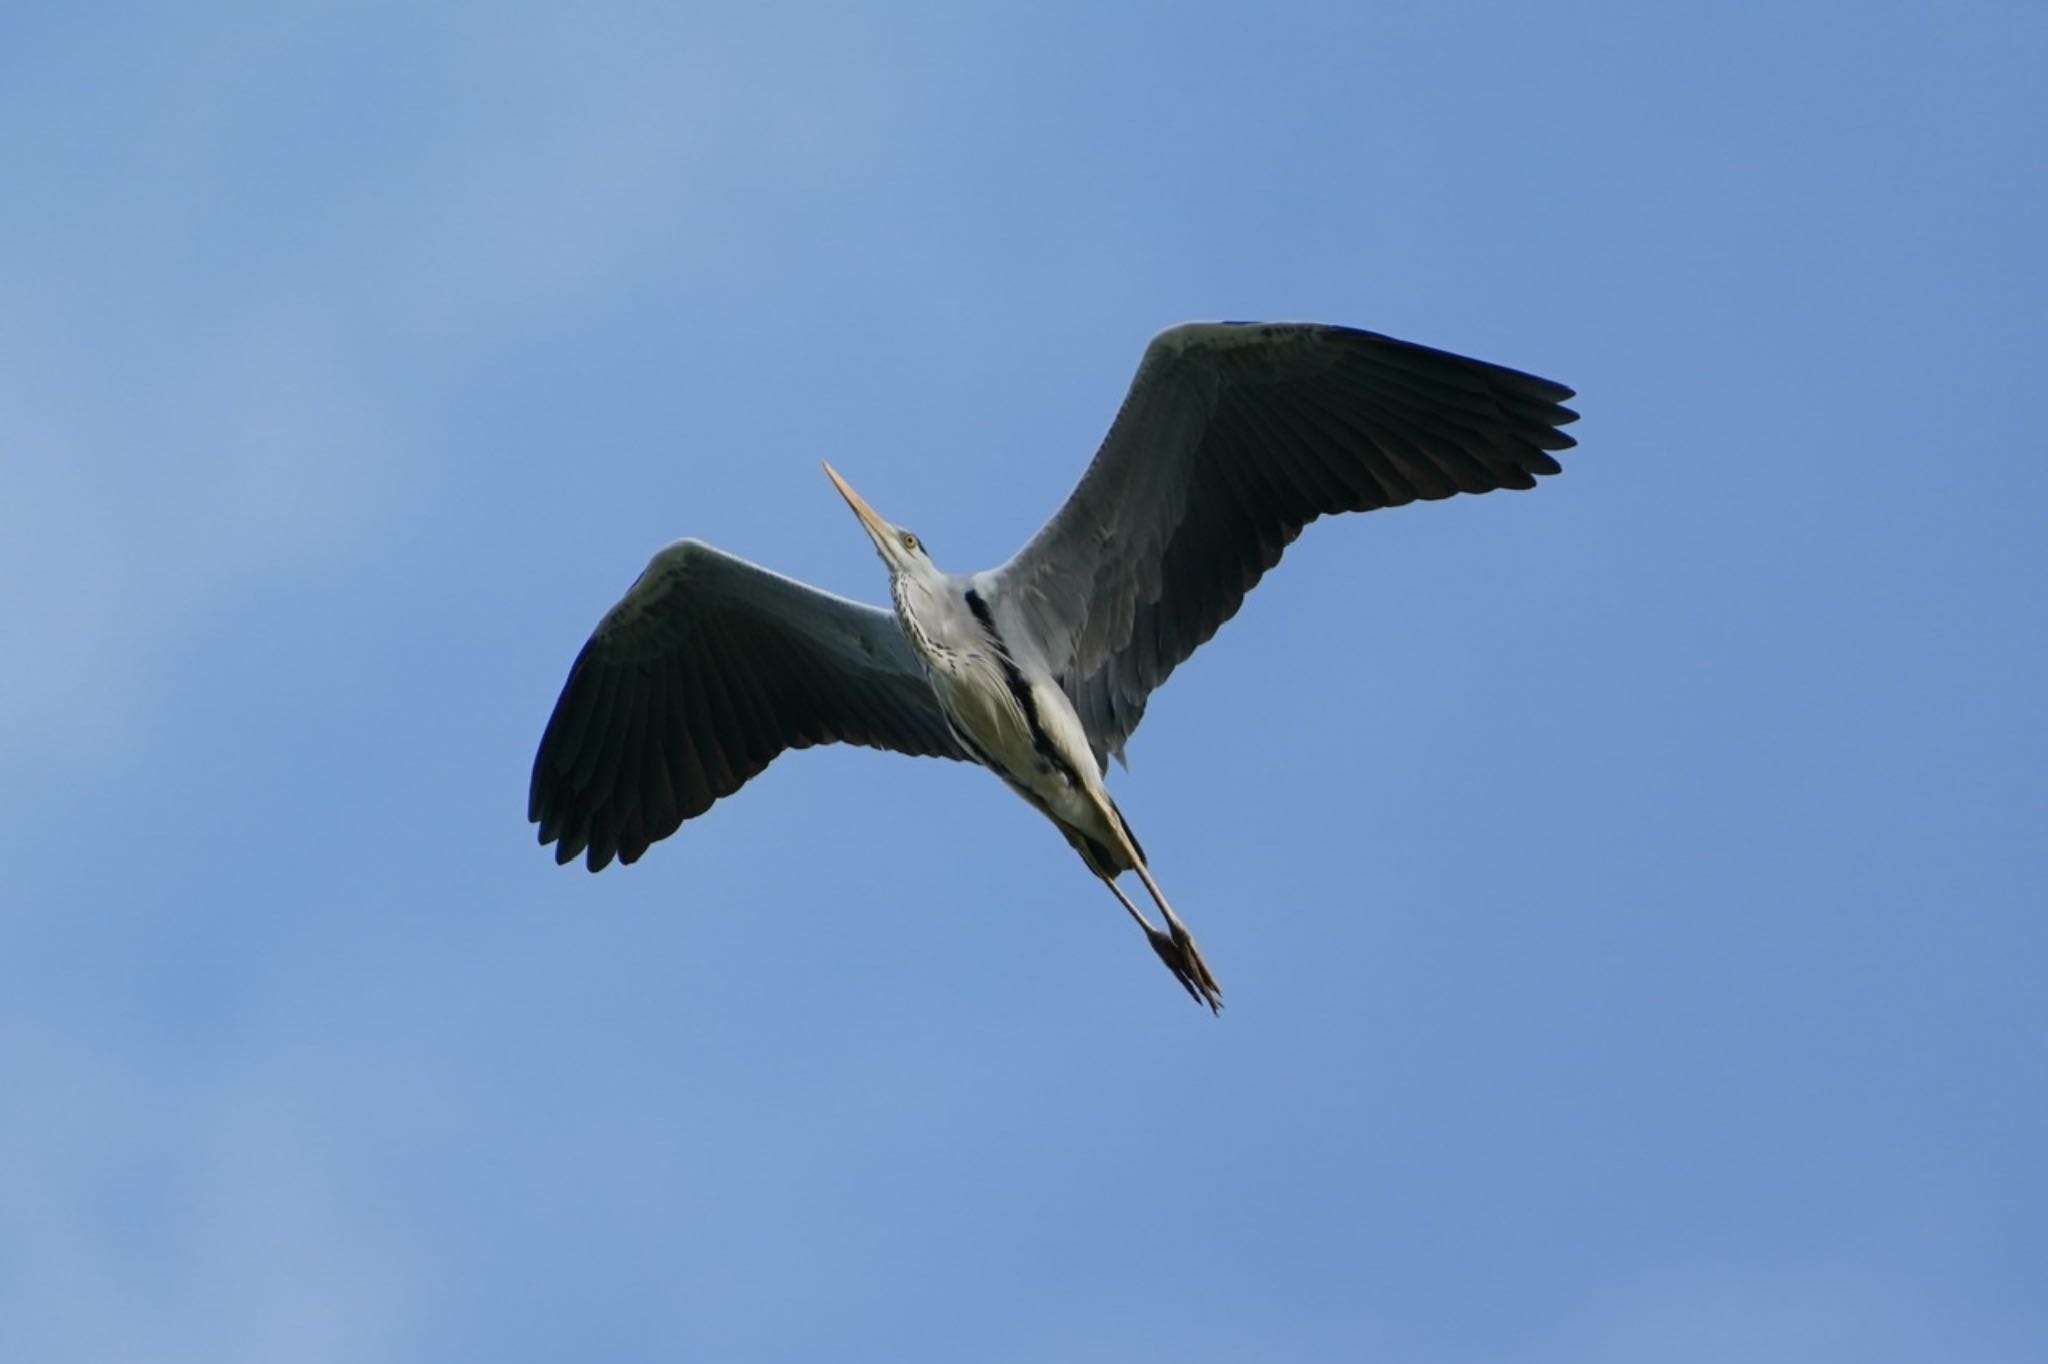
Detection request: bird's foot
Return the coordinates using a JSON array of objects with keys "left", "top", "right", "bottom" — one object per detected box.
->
[{"left": 1147, "top": 921, "right": 1224, "bottom": 1014}]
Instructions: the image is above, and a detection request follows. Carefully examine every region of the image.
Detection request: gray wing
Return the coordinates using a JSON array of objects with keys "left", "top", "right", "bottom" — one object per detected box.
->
[
  {"left": 986, "top": 321, "right": 1579, "bottom": 769},
  {"left": 531, "top": 539, "right": 967, "bottom": 871}
]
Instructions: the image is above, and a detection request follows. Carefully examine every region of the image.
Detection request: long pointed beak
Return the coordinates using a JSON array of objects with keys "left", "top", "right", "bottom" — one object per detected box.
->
[{"left": 822, "top": 461, "right": 894, "bottom": 548}]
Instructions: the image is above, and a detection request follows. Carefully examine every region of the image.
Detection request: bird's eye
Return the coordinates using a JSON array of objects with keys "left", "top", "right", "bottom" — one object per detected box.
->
[{"left": 901, "top": 532, "right": 920, "bottom": 552}]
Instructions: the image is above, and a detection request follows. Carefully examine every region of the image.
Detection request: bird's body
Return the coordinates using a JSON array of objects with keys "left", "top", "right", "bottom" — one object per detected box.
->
[
  {"left": 531, "top": 321, "right": 1580, "bottom": 1009},
  {"left": 902, "top": 573, "right": 1126, "bottom": 871}
]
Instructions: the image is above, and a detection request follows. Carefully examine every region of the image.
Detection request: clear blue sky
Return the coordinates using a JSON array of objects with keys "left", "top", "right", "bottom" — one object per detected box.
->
[{"left": 3, "top": 4, "right": 2042, "bottom": 1361}]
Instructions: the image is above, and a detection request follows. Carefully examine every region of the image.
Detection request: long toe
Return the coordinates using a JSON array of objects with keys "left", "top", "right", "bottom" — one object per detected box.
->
[
  {"left": 1147, "top": 929, "right": 1208, "bottom": 1008},
  {"left": 1167, "top": 920, "right": 1224, "bottom": 1013},
  {"left": 1148, "top": 927, "right": 1224, "bottom": 1013}
]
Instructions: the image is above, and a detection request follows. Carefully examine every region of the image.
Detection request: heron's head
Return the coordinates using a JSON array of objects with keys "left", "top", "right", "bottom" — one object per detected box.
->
[{"left": 823, "top": 462, "right": 934, "bottom": 579}]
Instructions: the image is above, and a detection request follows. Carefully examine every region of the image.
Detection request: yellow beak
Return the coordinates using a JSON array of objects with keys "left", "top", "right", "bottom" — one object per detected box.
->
[{"left": 823, "top": 461, "right": 894, "bottom": 547}]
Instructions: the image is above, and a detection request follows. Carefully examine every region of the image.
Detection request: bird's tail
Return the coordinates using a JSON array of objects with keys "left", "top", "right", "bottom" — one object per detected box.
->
[
  {"left": 1090, "top": 793, "right": 1148, "bottom": 873},
  {"left": 1062, "top": 797, "right": 1146, "bottom": 879}
]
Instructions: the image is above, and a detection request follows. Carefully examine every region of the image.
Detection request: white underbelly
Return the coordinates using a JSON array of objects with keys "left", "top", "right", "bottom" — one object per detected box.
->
[{"left": 929, "top": 659, "right": 1110, "bottom": 836}]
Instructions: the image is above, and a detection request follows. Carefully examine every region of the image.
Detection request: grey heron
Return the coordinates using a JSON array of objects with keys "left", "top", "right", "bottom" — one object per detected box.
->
[{"left": 530, "top": 321, "right": 1578, "bottom": 1010}]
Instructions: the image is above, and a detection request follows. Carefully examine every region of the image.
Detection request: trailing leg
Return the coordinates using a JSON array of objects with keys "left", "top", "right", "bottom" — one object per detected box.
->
[
  {"left": 1093, "top": 874, "right": 1220, "bottom": 1011},
  {"left": 1081, "top": 792, "right": 1223, "bottom": 1012}
]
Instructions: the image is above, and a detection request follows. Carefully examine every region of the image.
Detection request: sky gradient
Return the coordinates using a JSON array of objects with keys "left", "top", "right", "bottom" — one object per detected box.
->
[{"left": 3, "top": 3, "right": 2044, "bottom": 1361}]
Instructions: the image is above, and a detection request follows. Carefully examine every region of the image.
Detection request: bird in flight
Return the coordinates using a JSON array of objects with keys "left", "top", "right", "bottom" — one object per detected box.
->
[{"left": 530, "top": 322, "right": 1578, "bottom": 1010}]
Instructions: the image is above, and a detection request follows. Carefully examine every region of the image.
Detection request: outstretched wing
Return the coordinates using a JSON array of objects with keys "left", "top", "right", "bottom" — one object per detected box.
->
[
  {"left": 986, "top": 322, "right": 1579, "bottom": 768},
  {"left": 531, "top": 539, "right": 967, "bottom": 871}
]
